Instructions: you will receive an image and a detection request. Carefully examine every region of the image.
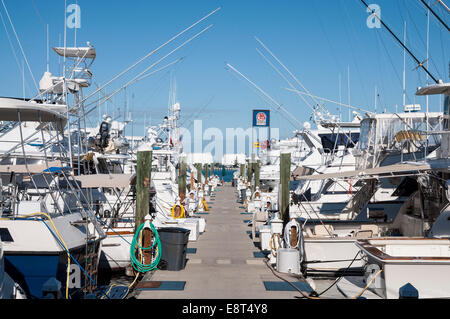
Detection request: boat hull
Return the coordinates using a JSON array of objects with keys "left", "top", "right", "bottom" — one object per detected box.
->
[
  {"left": 304, "top": 238, "right": 364, "bottom": 275},
  {"left": 99, "top": 231, "right": 133, "bottom": 271},
  {"left": 357, "top": 238, "right": 450, "bottom": 299},
  {"left": 4, "top": 242, "right": 101, "bottom": 299}
]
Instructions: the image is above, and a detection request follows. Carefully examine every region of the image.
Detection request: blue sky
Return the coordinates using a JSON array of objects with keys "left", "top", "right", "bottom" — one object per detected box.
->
[{"left": 0, "top": 0, "right": 448, "bottom": 158}]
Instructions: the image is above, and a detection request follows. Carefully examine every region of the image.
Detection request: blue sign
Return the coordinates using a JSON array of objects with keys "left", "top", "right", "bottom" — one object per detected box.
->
[{"left": 252, "top": 110, "right": 270, "bottom": 127}]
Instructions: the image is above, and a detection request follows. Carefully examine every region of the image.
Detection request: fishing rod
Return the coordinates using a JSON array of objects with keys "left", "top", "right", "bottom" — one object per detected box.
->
[
  {"left": 255, "top": 37, "right": 325, "bottom": 112},
  {"left": 84, "top": 23, "right": 213, "bottom": 115},
  {"left": 284, "top": 88, "right": 373, "bottom": 115},
  {"left": 1, "top": 0, "right": 38, "bottom": 91},
  {"left": 180, "top": 96, "right": 215, "bottom": 129},
  {"left": 225, "top": 63, "right": 303, "bottom": 130},
  {"left": 254, "top": 36, "right": 360, "bottom": 149},
  {"left": 84, "top": 57, "right": 184, "bottom": 117},
  {"left": 436, "top": 0, "right": 450, "bottom": 12},
  {"left": 226, "top": 62, "right": 288, "bottom": 120},
  {"left": 419, "top": 0, "right": 450, "bottom": 32},
  {"left": 83, "top": 23, "right": 213, "bottom": 116},
  {"left": 255, "top": 36, "right": 359, "bottom": 130},
  {"left": 255, "top": 47, "right": 316, "bottom": 114},
  {"left": 360, "top": 0, "right": 440, "bottom": 84},
  {"left": 77, "top": 7, "right": 221, "bottom": 107}
]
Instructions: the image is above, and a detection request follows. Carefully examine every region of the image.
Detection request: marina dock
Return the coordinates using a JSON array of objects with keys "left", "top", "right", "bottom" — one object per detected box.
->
[
  {"left": 2, "top": 1, "right": 450, "bottom": 303},
  {"left": 135, "top": 184, "right": 316, "bottom": 299}
]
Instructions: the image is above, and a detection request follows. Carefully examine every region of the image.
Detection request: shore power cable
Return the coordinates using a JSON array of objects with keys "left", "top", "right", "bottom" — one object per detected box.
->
[{"left": 130, "top": 217, "right": 162, "bottom": 273}]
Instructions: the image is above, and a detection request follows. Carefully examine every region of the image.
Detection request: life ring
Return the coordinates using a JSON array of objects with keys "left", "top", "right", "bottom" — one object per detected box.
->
[{"left": 171, "top": 204, "right": 185, "bottom": 219}]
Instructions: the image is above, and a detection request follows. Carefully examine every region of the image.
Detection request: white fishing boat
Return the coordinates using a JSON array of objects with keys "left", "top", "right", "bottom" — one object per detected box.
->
[
  {"left": 0, "top": 44, "right": 109, "bottom": 299},
  {"left": 343, "top": 82, "right": 450, "bottom": 299},
  {"left": 355, "top": 236, "right": 450, "bottom": 299},
  {"left": 0, "top": 97, "right": 105, "bottom": 299}
]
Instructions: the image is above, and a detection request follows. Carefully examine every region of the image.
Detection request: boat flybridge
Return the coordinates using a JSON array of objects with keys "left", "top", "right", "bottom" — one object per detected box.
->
[
  {"left": 0, "top": 44, "right": 109, "bottom": 299},
  {"left": 291, "top": 109, "right": 443, "bottom": 223}
]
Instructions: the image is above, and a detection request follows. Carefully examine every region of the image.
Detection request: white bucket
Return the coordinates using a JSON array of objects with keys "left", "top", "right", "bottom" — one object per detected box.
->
[{"left": 276, "top": 248, "right": 300, "bottom": 275}]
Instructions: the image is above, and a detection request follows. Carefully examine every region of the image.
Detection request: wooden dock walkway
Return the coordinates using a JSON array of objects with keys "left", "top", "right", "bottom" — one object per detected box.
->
[{"left": 136, "top": 184, "right": 310, "bottom": 299}]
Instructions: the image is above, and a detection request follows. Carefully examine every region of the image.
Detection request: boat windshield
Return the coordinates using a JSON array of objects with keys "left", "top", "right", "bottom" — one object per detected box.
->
[
  {"left": 444, "top": 95, "right": 449, "bottom": 130},
  {"left": 358, "top": 113, "right": 443, "bottom": 153},
  {"left": 319, "top": 133, "right": 360, "bottom": 153}
]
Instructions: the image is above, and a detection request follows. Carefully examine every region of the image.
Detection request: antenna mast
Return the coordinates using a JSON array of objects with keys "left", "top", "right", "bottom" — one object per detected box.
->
[{"left": 403, "top": 20, "right": 406, "bottom": 107}]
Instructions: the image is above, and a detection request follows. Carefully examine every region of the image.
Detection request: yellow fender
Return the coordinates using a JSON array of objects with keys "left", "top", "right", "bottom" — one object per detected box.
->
[
  {"left": 171, "top": 204, "right": 185, "bottom": 219},
  {"left": 202, "top": 199, "right": 209, "bottom": 211}
]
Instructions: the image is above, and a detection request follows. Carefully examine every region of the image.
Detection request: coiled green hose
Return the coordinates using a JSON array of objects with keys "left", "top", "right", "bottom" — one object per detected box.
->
[{"left": 130, "top": 221, "right": 161, "bottom": 272}]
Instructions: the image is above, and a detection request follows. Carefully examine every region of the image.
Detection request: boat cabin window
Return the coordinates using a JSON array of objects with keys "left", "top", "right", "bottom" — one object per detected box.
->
[
  {"left": 15, "top": 158, "right": 41, "bottom": 165},
  {"left": 0, "top": 228, "right": 13, "bottom": 242},
  {"left": 97, "top": 158, "right": 123, "bottom": 174},
  {"left": 319, "top": 133, "right": 359, "bottom": 153},
  {"left": 107, "top": 161, "right": 123, "bottom": 174}
]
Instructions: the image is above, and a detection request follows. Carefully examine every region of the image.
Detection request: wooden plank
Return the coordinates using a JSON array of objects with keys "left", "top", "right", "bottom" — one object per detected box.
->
[{"left": 135, "top": 281, "right": 162, "bottom": 289}]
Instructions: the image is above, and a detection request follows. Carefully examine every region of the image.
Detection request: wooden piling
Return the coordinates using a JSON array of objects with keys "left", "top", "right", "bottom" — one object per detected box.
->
[
  {"left": 280, "top": 151, "right": 291, "bottom": 225},
  {"left": 135, "top": 150, "right": 152, "bottom": 229},
  {"left": 254, "top": 160, "right": 260, "bottom": 189},
  {"left": 136, "top": 151, "right": 153, "bottom": 264},
  {"left": 204, "top": 163, "right": 209, "bottom": 180},
  {"left": 190, "top": 167, "right": 195, "bottom": 191},
  {"left": 247, "top": 160, "right": 253, "bottom": 183},
  {"left": 240, "top": 164, "right": 245, "bottom": 178},
  {"left": 196, "top": 163, "right": 202, "bottom": 184},
  {"left": 178, "top": 155, "right": 187, "bottom": 202}
]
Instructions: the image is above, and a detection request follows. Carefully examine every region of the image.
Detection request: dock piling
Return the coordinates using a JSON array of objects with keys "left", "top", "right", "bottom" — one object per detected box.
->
[
  {"left": 179, "top": 155, "right": 187, "bottom": 202},
  {"left": 280, "top": 151, "right": 291, "bottom": 226},
  {"left": 136, "top": 150, "right": 153, "bottom": 264}
]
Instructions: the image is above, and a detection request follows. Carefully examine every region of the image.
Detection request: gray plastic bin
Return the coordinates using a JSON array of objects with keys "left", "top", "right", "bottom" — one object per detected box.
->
[{"left": 158, "top": 227, "right": 190, "bottom": 271}]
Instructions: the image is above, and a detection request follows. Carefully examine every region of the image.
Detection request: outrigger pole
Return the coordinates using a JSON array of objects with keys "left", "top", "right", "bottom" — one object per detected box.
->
[
  {"left": 360, "top": 0, "right": 440, "bottom": 84},
  {"left": 419, "top": 0, "right": 450, "bottom": 32},
  {"left": 78, "top": 7, "right": 221, "bottom": 107}
]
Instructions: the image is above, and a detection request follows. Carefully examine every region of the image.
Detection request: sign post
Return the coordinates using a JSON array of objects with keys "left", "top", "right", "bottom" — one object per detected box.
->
[{"left": 252, "top": 110, "right": 270, "bottom": 158}]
